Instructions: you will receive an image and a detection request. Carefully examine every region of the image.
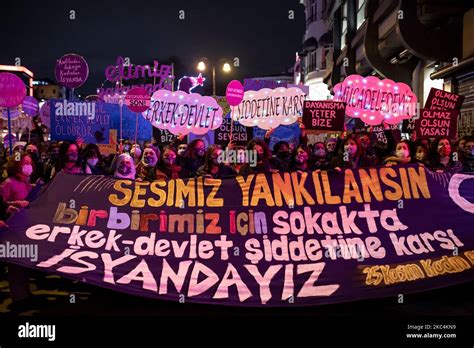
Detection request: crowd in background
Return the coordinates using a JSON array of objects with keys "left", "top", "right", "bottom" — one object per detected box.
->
[
  {"left": 0, "top": 122, "right": 473, "bottom": 225},
  {"left": 0, "top": 120, "right": 473, "bottom": 309}
]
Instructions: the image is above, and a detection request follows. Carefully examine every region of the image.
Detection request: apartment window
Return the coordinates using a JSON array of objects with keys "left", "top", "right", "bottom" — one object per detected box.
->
[
  {"left": 308, "top": 0, "right": 317, "bottom": 24},
  {"left": 357, "top": 0, "right": 367, "bottom": 29},
  {"left": 340, "top": 1, "right": 348, "bottom": 49}
]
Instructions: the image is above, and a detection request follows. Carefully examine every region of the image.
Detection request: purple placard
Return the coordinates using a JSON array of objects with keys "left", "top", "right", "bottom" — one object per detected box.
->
[
  {"left": 0, "top": 72, "right": 26, "bottom": 108},
  {"left": 39, "top": 101, "right": 51, "bottom": 128},
  {"left": 22, "top": 96, "right": 39, "bottom": 116},
  {"left": 55, "top": 54, "right": 89, "bottom": 89}
]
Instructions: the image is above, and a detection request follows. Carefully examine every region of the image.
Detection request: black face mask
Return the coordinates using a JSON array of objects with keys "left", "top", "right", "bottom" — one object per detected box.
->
[
  {"left": 29, "top": 152, "right": 39, "bottom": 162},
  {"left": 277, "top": 151, "right": 290, "bottom": 160}
]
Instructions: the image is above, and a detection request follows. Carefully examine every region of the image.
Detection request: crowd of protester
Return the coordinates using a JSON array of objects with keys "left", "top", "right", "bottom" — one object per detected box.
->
[{"left": 0, "top": 119, "right": 473, "bottom": 310}]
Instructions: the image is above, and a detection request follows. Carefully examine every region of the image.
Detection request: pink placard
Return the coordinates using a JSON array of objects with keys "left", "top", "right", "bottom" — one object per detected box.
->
[
  {"left": 226, "top": 80, "right": 244, "bottom": 106},
  {"left": 0, "top": 72, "right": 26, "bottom": 108},
  {"left": 125, "top": 87, "right": 151, "bottom": 113}
]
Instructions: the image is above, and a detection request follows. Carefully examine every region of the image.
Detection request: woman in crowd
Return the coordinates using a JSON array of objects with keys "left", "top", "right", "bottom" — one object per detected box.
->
[
  {"left": 239, "top": 138, "right": 274, "bottom": 175},
  {"left": 54, "top": 141, "right": 91, "bottom": 176},
  {"left": 461, "top": 136, "right": 474, "bottom": 172},
  {"left": 270, "top": 141, "right": 291, "bottom": 172},
  {"left": 196, "top": 145, "right": 236, "bottom": 179},
  {"left": 330, "top": 134, "right": 373, "bottom": 170},
  {"left": 83, "top": 144, "right": 107, "bottom": 175},
  {"left": 155, "top": 146, "right": 182, "bottom": 181},
  {"left": 289, "top": 144, "right": 312, "bottom": 172},
  {"left": 312, "top": 142, "right": 331, "bottom": 171},
  {"left": 426, "top": 137, "right": 463, "bottom": 173},
  {"left": 131, "top": 143, "right": 142, "bottom": 165},
  {"left": 25, "top": 144, "right": 44, "bottom": 183},
  {"left": 135, "top": 146, "right": 160, "bottom": 181},
  {"left": 325, "top": 138, "right": 339, "bottom": 162},
  {"left": 113, "top": 153, "right": 136, "bottom": 179},
  {"left": 1, "top": 154, "right": 33, "bottom": 208},
  {"left": 180, "top": 139, "right": 206, "bottom": 177},
  {"left": 43, "top": 143, "right": 60, "bottom": 182},
  {"left": 383, "top": 140, "right": 413, "bottom": 166},
  {"left": 413, "top": 142, "right": 429, "bottom": 165}
]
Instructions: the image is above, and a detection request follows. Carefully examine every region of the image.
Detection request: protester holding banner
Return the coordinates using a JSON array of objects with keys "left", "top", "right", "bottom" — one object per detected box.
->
[
  {"left": 136, "top": 146, "right": 160, "bottom": 181},
  {"left": 311, "top": 142, "right": 331, "bottom": 171},
  {"left": 325, "top": 138, "right": 339, "bottom": 162},
  {"left": 239, "top": 138, "right": 274, "bottom": 175},
  {"left": 427, "top": 138, "right": 463, "bottom": 173},
  {"left": 461, "top": 136, "right": 474, "bottom": 172},
  {"left": 155, "top": 146, "right": 182, "bottom": 181},
  {"left": 25, "top": 144, "right": 44, "bottom": 183},
  {"left": 113, "top": 153, "right": 136, "bottom": 179},
  {"left": 131, "top": 144, "right": 142, "bottom": 165},
  {"left": 196, "top": 145, "right": 236, "bottom": 179},
  {"left": 54, "top": 141, "right": 91, "bottom": 176},
  {"left": 1, "top": 154, "right": 33, "bottom": 207},
  {"left": 288, "top": 144, "right": 312, "bottom": 172},
  {"left": 180, "top": 139, "right": 206, "bottom": 178},
  {"left": 43, "top": 143, "right": 60, "bottom": 182},
  {"left": 330, "top": 134, "right": 373, "bottom": 170},
  {"left": 414, "top": 142, "right": 429, "bottom": 165},
  {"left": 383, "top": 140, "right": 413, "bottom": 166},
  {"left": 82, "top": 144, "right": 108, "bottom": 175},
  {"left": 269, "top": 141, "right": 291, "bottom": 172}
]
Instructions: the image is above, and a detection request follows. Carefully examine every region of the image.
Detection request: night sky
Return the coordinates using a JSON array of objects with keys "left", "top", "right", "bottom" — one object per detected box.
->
[{"left": 1, "top": 0, "right": 305, "bottom": 96}]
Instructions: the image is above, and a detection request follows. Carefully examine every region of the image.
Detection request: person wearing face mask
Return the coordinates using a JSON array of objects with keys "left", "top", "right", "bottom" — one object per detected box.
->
[
  {"left": 325, "top": 138, "right": 339, "bottom": 162},
  {"left": 155, "top": 146, "right": 182, "bottom": 181},
  {"left": 383, "top": 141, "right": 413, "bottom": 166},
  {"left": 53, "top": 141, "right": 91, "bottom": 177},
  {"left": 461, "top": 137, "right": 474, "bottom": 172},
  {"left": 0, "top": 154, "right": 33, "bottom": 209},
  {"left": 196, "top": 145, "right": 236, "bottom": 179},
  {"left": 131, "top": 144, "right": 142, "bottom": 165},
  {"left": 427, "top": 137, "right": 463, "bottom": 173},
  {"left": 181, "top": 139, "right": 206, "bottom": 178},
  {"left": 25, "top": 144, "right": 44, "bottom": 183},
  {"left": 43, "top": 143, "right": 60, "bottom": 182},
  {"left": 82, "top": 144, "right": 107, "bottom": 175},
  {"left": 311, "top": 142, "right": 330, "bottom": 170},
  {"left": 413, "top": 142, "right": 429, "bottom": 165},
  {"left": 135, "top": 146, "right": 160, "bottom": 181},
  {"left": 239, "top": 139, "right": 275, "bottom": 175},
  {"left": 289, "top": 145, "right": 311, "bottom": 172},
  {"left": 270, "top": 141, "right": 291, "bottom": 172},
  {"left": 113, "top": 153, "right": 136, "bottom": 179},
  {"left": 330, "top": 134, "right": 373, "bottom": 170}
]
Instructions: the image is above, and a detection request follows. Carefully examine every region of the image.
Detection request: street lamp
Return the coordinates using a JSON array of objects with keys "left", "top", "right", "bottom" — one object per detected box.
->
[{"left": 196, "top": 58, "right": 232, "bottom": 96}]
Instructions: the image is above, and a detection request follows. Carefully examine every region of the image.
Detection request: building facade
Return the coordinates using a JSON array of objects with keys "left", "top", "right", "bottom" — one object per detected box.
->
[
  {"left": 298, "top": 0, "right": 333, "bottom": 100},
  {"left": 321, "top": 0, "right": 473, "bottom": 135}
]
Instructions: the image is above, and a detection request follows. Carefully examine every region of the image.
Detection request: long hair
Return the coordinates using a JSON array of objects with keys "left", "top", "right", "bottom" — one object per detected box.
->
[
  {"left": 202, "top": 144, "right": 222, "bottom": 172},
  {"left": 247, "top": 138, "right": 271, "bottom": 161},
  {"left": 184, "top": 139, "right": 205, "bottom": 160},
  {"left": 427, "top": 137, "right": 452, "bottom": 166},
  {"left": 6, "top": 153, "right": 34, "bottom": 178},
  {"left": 55, "top": 141, "right": 81, "bottom": 173}
]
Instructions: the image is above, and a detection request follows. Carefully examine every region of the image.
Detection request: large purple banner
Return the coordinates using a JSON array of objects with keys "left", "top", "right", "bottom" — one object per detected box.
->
[{"left": 1, "top": 165, "right": 474, "bottom": 306}]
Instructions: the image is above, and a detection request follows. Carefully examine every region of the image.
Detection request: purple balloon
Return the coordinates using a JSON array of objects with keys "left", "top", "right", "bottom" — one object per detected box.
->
[
  {"left": 55, "top": 53, "right": 89, "bottom": 88},
  {"left": 0, "top": 72, "right": 26, "bottom": 108}
]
